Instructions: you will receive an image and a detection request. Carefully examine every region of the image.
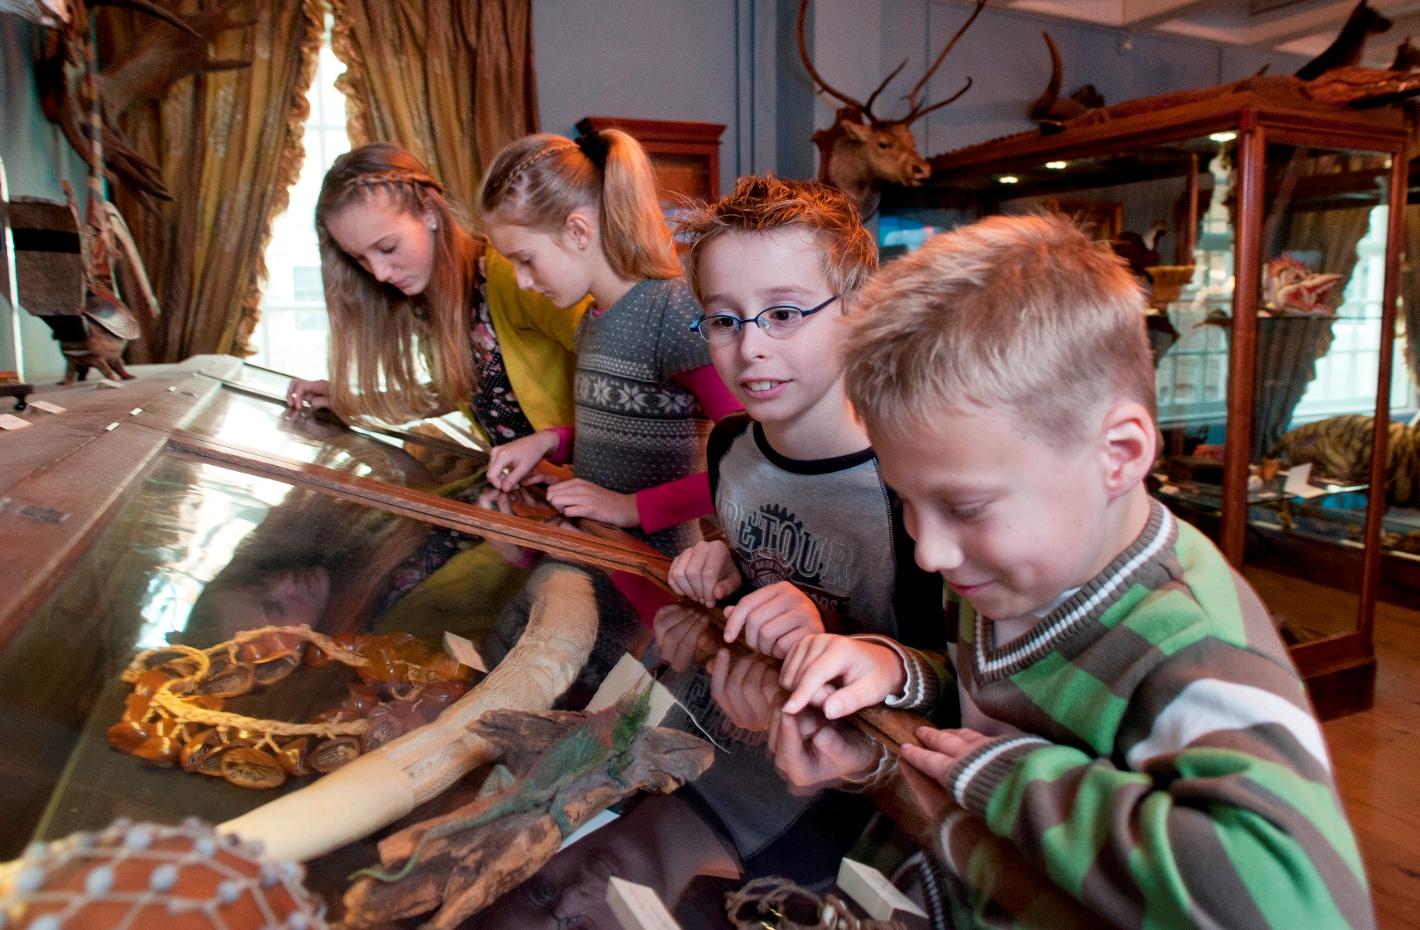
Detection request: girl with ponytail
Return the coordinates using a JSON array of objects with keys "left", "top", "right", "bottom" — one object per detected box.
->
[{"left": 479, "top": 129, "right": 739, "bottom": 555}]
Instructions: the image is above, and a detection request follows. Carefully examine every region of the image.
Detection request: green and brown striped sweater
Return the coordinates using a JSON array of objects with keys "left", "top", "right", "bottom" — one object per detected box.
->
[{"left": 898, "top": 499, "right": 1374, "bottom": 930}]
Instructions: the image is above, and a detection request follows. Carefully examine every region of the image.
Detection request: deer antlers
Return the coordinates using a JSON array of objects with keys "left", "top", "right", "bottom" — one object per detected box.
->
[{"left": 795, "top": 0, "right": 986, "bottom": 125}]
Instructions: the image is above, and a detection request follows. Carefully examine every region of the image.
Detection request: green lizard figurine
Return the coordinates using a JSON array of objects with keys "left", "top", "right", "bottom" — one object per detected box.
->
[{"left": 351, "top": 681, "right": 654, "bottom": 884}]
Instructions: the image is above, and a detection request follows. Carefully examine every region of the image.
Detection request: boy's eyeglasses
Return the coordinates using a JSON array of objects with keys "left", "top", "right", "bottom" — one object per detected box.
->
[{"left": 689, "top": 294, "right": 839, "bottom": 344}]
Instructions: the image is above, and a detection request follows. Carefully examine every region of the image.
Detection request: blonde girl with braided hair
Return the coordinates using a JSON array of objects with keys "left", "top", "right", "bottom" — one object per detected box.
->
[
  {"left": 286, "top": 142, "right": 583, "bottom": 445},
  {"left": 480, "top": 129, "right": 740, "bottom": 556}
]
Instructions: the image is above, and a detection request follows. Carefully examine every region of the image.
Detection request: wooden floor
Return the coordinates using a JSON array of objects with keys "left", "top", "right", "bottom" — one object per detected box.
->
[{"left": 1323, "top": 597, "right": 1420, "bottom": 929}]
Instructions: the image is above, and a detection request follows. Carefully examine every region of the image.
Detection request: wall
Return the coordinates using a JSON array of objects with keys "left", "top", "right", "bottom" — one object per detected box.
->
[
  {"left": 1, "top": 15, "right": 88, "bottom": 383},
  {"left": 532, "top": 0, "right": 1312, "bottom": 190}
]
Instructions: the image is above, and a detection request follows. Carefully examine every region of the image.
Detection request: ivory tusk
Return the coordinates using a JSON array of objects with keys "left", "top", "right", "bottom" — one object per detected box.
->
[{"left": 218, "top": 561, "right": 599, "bottom": 862}]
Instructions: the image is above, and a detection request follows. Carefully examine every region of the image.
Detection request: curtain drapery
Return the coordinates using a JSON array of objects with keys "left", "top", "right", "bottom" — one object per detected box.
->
[
  {"left": 105, "top": 0, "right": 323, "bottom": 361},
  {"left": 330, "top": 0, "right": 538, "bottom": 217}
]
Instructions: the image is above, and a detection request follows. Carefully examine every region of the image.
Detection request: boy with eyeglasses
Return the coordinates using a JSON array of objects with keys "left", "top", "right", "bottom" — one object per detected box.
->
[{"left": 672, "top": 174, "right": 947, "bottom": 675}]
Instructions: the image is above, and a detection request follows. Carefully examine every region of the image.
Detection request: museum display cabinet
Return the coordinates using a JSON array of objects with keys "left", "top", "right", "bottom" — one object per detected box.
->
[
  {"left": 892, "top": 77, "right": 1418, "bottom": 718},
  {"left": 0, "top": 356, "right": 927, "bottom": 925}
]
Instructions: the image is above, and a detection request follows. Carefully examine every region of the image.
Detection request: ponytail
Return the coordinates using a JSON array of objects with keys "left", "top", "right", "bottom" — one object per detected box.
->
[{"left": 479, "top": 130, "right": 680, "bottom": 281}]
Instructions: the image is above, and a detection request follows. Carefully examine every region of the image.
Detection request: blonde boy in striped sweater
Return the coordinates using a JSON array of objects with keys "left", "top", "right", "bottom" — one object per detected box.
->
[{"left": 778, "top": 213, "right": 1374, "bottom": 930}]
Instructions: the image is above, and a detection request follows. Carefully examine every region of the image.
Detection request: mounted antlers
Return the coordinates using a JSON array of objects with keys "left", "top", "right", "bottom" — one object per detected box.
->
[{"left": 797, "top": 0, "right": 985, "bottom": 219}]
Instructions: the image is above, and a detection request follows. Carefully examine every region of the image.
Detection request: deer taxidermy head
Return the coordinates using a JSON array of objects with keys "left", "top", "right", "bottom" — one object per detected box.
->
[
  {"left": 796, "top": 0, "right": 985, "bottom": 220},
  {"left": 1296, "top": 1, "right": 1392, "bottom": 81}
]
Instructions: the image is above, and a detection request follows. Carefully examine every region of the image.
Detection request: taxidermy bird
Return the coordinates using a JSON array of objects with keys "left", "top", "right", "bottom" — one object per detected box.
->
[
  {"left": 1297, "top": 1, "right": 1392, "bottom": 81},
  {"left": 351, "top": 683, "right": 654, "bottom": 884},
  {"left": 1262, "top": 257, "right": 1343, "bottom": 315},
  {"left": 1029, "top": 32, "right": 1104, "bottom": 129},
  {"left": 1111, "top": 222, "right": 1168, "bottom": 279}
]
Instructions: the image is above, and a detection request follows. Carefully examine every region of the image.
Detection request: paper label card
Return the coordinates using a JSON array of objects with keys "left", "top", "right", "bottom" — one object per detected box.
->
[
  {"left": 606, "top": 877, "right": 682, "bottom": 930},
  {"left": 1283, "top": 462, "right": 1328, "bottom": 500},
  {"left": 0, "top": 414, "right": 31, "bottom": 430},
  {"left": 442, "top": 631, "right": 489, "bottom": 673},
  {"left": 837, "top": 858, "right": 928, "bottom": 921},
  {"left": 30, "top": 401, "right": 65, "bottom": 414},
  {"left": 585, "top": 653, "right": 676, "bottom": 726}
]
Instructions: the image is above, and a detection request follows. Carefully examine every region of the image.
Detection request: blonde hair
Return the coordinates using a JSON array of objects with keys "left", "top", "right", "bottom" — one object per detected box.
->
[
  {"left": 478, "top": 129, "right": 680, "bottom": 281},
  {"left": 845, "top": 212, "right": 1154, "bottom": 449},
  {"left": 316, "top": 142, "right": 481, "bottom": 424},
  {"left": 677, "top": 174, "right": 877, "bottom": 305}
]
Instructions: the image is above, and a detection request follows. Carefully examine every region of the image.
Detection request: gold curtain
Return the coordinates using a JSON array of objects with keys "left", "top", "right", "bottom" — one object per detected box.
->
[
  {"left": 331, "top": 0, "right": 539, "bottom": 215},
  {"left": 106, "top": 0, "right": 324, "bottom": 361}
]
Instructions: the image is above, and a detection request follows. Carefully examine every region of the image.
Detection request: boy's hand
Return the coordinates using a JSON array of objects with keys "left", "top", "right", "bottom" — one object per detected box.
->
[
  {"left": 723, "top": 581, "right": 824, "bottom": 658},
  {"left": 899, "top": 726, "right": 992, "bottom": 787},
  {"left": 652, "top": 604, "right": 718, "bottom": 672},
  {"left": 668, "top": 540, "right": 742, "bottom": 607},
  {"left": 545, "top": 478, "right": 639, "bottom": 527},
  {"left": 779, "top": 634, "right": 905, "bottom": 719},
  {"left": 708, "top": 648, "right": 779, "bottom": 732},
  {"left": 767, "top": 705, "right": 880, "bottom": 792},
  {"left": 487, "top": 430, "right": 560, "bottom": 491}
]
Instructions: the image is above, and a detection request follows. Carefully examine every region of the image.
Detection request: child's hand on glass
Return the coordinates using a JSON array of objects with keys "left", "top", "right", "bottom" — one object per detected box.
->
[
  {"left": 900, "top": 726, "right": 992, "bottom": 788},
  {"left": 652, "top": 603, "right": 719, "bottom": 672},
  {"left": 545, "top": 478, "right": 639, "bottom": 527},
  {"left": 767, "top": 703, "right": 882, "bottom": 793},
  {"left": 722, "top": 581, "right": 824, "bottom": 658},
  {"left": 487, "top": 430, "right": 560, "bottom": 491},
  {"left": 778, "top": 634, "right": 905, "bottom": 719},
  {"left": 708, "top": 648, "right": 780, "bottom": 733},
  {"left": 668, "top": 540, "right": 742, "bottom": 607}
]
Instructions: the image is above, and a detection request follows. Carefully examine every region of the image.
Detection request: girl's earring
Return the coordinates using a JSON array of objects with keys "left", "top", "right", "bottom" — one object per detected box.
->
[{"left": 428, "top": 220, "right": 438, "bottom": 231}]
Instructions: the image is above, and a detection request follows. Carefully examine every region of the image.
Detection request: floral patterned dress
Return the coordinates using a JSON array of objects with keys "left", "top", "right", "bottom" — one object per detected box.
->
[{"left": 468, "top": 283, "right": 536, "bottom": 445}]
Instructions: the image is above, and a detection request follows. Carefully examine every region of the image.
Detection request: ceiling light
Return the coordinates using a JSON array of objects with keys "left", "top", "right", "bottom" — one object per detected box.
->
[
  {"left": 998, "top": 175, "right": 1019, "bottom": 185},
  {"left": 1045, "top": 160, "right": 1068, "bottom": 170},
  {"left": 1209, "top": 131, "right": 1237, "bottom": 143}
]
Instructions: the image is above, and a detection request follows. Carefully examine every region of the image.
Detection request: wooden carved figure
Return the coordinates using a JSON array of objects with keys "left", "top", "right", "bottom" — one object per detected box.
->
[
  {"left": 51, "top": 26, "right": 159, "bottom": 383},
  {"left": 35, "top": 0, "right": 253, "bottom": 203},
  {"left": 796, "top": 0, "right": 986, "bottom": 219}
]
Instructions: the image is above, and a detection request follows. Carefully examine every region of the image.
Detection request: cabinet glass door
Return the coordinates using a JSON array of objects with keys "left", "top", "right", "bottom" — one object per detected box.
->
[{"left": 1240, "top": 145, "right": 1394, "bottom": 645}]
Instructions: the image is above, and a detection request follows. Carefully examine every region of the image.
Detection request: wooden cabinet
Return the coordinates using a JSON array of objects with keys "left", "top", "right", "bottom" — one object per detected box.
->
[
  {"left": 575, "top": 115, "right": 725, "bottom": 204},
  {"left": 903, "top": 78, "right": 1414, "bottom": 718}
]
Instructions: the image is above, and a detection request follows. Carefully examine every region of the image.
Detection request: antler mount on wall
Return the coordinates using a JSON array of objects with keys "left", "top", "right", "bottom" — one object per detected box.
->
[{"left": 795, "top": 0, "right": 986, "bottom": 220}]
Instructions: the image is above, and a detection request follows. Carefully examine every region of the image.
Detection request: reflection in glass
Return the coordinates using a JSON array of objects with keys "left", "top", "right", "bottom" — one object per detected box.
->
[{"left": 0, "top": 452, "right": 584, "bottom": 866}]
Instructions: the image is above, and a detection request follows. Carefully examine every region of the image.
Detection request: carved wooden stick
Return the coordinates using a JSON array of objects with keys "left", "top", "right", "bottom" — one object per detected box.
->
[
  {"left": 217, "top": 561, "right": 599, "bottom": 862},
  {"left": 342, "top": 711, "right": 714, "bottom": 929}
]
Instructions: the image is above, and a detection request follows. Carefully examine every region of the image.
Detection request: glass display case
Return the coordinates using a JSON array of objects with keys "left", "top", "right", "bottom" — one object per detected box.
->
[
  {"left": 0, "top": 355, "right": 931, "bottom": 926},
  {"left": 900, "top": 78, "right": 1415, "bottom": 718}
]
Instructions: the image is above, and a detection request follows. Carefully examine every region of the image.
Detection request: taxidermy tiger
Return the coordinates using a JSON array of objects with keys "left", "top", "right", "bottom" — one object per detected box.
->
[{"left": 1269, "top": 414, "right": 1420, "bottom": 508}]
